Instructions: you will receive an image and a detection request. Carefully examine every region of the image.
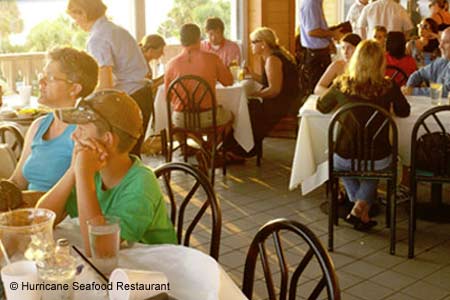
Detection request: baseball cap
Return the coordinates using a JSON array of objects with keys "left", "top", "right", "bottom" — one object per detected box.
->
[{"left": 56, "top": 89, "right": 143, "bottom": 139}]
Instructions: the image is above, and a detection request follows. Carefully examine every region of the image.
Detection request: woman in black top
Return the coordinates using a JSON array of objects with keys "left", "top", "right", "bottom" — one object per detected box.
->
[
  {"left": 228, "top": 27, "right": 299, "bottom": 158},
  {"left": 317, "top": 40, "right": 411, "bottom": 230}
]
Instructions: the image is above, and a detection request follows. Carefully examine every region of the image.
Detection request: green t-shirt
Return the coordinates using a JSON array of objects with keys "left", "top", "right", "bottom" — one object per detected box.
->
[{"left": 65, "top": 156, "right": 177, "bottom": 245}]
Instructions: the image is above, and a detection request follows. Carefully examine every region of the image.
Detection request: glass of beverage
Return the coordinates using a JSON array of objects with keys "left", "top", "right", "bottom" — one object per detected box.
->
[
  {"left": 230, "top": 65, "right": 240, "bottom": 82},
  {"left": 87, "top": 215, "right": 120, "bottom": 275},
  {"left": 0, "top": 208, "right": 55, "bottom": 265},
  {"left": 430, "top": 82, "right": 443, "bottom": 105}
]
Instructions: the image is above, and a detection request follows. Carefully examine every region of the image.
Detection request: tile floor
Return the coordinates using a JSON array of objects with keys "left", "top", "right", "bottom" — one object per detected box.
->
[{"left": 143, "top": 138, "right": 450, "bottom": 300}]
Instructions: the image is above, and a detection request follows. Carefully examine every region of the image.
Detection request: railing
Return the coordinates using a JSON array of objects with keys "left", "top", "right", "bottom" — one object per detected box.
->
[
  {"left": 0, "top": 45, "right": 184, "bottom": 94},
  {"left": 0, "top": 52, "right": 46, "bottom": 93}
]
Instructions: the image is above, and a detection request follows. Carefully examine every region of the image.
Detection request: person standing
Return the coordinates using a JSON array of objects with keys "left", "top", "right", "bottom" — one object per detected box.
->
[
  {"left": 66, "top": 0, "right": 151, "bottom": 156},
  {"left": 346, "top": 0, "right": 369, "bottom": 35},
  {"left": 357, "top": 0, "right": 414, "bottom": 39},
  {"left": 200, "top": 17, "right": 241, "bottom": 67},
  {"left": 299, "top": 0, "right": 342, "bottom": 93}
]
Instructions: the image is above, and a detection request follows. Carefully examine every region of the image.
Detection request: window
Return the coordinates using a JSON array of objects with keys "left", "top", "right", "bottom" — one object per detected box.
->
[{"left": 144, "top": 0, "right": 240, "bottom": 44}]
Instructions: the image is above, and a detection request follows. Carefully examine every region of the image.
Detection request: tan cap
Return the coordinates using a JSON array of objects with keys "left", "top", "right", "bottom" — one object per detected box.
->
[{"left": 56, "top": 89, "right": 143, "bottom": 139}]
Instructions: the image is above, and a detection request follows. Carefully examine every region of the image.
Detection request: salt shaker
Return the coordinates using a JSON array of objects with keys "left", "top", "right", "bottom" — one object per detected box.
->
[{"left": 37, "top": 238, "right": 77, "bottom": 300}]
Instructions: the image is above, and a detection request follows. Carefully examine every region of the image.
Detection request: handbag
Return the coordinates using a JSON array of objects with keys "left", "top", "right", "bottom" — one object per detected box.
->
[{"left": 415, "top": 132, "right": 450, "bottom": 175}]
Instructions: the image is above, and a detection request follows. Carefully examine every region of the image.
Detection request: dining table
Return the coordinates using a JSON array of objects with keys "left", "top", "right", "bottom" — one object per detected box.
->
[
  {"left": 0, "top": 94, "right": 41, "bottom": 134},
  {"left": 54, "top": 218, "right": 248, "bottom": 300},
  {"left": 145, "top": 80, "right": 258, "bottom": 152},
  {"left": 288, "top": 95, "right": 450, "bottom": 195}
]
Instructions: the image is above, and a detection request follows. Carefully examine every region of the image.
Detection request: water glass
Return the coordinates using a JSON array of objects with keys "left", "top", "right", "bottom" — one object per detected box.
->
[
  {"left": 87, "top": 215, "right": 120, "bottom": 275},
  {"left": 17, "top": 85, "right": 32, "bottom": 107},
  {"left": 430, "top": 82, "right": 443, "bottom": 105}
]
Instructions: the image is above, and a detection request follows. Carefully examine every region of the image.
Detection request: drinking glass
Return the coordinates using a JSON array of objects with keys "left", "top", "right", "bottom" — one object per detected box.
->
[
  {"left": 87, "top": 215, "right": 120, "bottom": 275},
  {"left": 230, "top": 65, "right": 241, "bottom": 82},
  {"left": 0, "top": 208, "right": 55, "bottom": 265},
  {"left": 430, "top": 82, "right": 443, "bottom": 105}
]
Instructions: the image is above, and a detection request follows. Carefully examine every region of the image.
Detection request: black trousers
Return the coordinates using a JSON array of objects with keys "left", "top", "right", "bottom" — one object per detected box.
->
[
  {"left": 303, "top": 48, "right": 331, "bottom": 93},
  {"left": 225, "top": 98, "right": 285, "bottom": 157},
  {"left": 130, "top": 84, "right": 153, "bottom": 157}
]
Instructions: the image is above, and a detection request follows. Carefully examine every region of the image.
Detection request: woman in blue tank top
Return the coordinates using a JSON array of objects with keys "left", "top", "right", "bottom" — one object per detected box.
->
[{"left": 8, "top": 47, "right": 98, "bottom": 193}]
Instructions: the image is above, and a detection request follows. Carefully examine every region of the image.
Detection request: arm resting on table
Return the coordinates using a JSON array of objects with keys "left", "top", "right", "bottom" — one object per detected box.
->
[{"left": 36, "top": 168, "right": 74, "bottom": 225}]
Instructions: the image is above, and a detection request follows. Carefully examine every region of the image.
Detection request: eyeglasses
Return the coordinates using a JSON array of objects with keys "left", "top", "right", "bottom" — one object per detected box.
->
[
  {"left": 251, "top": 40, "right": 262, "bottom": 44},
  {"left": 38, "top": 73, "right": 74, "bottom": 84},
  {"left": 417, "top": 24, "right": 431, "bottom": 30},
  {"left": 77, "top": 90, "right": 140, "bottom": 139},
  {"left": 76, "top": 99, "right": 114, "bottom": 133}
]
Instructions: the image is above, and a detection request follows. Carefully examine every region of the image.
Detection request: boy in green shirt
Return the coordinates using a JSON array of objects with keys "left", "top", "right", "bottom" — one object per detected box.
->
[{"left": 38, "top": 90, "right": 176, "bottom": 256}]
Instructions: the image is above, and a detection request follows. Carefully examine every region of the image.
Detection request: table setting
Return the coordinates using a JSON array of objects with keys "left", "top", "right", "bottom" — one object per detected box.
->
[
  {"left": 0, "top": 208, "right": 248, "bottom": 300},
  {"left": 289, "top": 94, "right": 450, "bottom": 194},
  {"left": 0, "top": 89, "right": 47, "bottom": 129}
]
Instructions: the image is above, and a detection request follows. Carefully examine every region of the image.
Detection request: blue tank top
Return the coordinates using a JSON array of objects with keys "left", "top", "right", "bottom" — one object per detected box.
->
[{"left": 22, "top": 113, "right": 76, "bottom": 191}]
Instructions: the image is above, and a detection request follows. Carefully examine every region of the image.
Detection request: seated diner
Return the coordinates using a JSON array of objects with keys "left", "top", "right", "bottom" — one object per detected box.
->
[
  {"left": 37, "top": 90, "right": 177, "bottom": 256},
  {"left": 316, "top": 40, "right": 410, "bottom": 230}
]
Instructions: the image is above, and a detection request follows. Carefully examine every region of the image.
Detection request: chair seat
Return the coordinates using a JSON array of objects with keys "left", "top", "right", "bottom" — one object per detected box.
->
[
  {"left": 333, "top": 170, "right": 394, "bottom": 179},
  {"left": 416, "top": 174, "right": 450, "bottom": 182}
]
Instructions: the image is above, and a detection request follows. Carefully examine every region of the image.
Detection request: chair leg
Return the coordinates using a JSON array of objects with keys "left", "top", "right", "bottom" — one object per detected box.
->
[
  {"left": 408, "top": 179, "right": 417, "bottom": 258},
  {"left": 256, "top": 140, "right": 262, "bottom": 167},
  {"left": 222, "top": 132, "right": 227, "bottom": 176},
  {"left": 328, "top": 178, "right": 338, "bottom": 251},
  {"left": 388, "top": 181, "right": 396, "bottom": 255},
  {"left": 385, "top": 181, "right": 391, "bottom": 229}
]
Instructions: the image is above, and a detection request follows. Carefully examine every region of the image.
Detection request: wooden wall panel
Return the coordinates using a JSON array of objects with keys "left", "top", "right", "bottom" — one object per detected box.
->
[{"left": 246, "top": 0, "right": 295, "bottom": 71}]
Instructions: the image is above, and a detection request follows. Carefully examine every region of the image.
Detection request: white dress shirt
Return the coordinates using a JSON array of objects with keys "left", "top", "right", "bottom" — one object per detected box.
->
[{"left": 357, "top": 0, "right": 413, "bottom": 39}]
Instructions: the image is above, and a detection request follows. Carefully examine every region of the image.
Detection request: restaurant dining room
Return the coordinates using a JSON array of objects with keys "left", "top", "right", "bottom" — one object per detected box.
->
[{"left": 1, "top": 0, "right": 450, "bottom": 299}]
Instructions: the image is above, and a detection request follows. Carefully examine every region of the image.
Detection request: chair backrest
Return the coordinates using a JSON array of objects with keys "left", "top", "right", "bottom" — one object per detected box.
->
[
  {"left": 386, "top": 65, "right": 408, "bottom": 86},
  {"left": 410, "top": 105, "right": 450, "bottom": 177},
  {"left": 242, "top": 218, "right": 341, "bottom": 300},
  {"left": 0, "top": 144, "right": 16, "bottom": 179},
  {"left": 154, "top": 162, "right": 222, "bottom": 260},
  {"left": 328, "top": 102, "right": 398, "bottom": 176},
  {"left": 0, "top": 124, "right": 24, "bottom": 161},
  {"left": 166, "top": 74, "right": 218, "bottom": 131}
]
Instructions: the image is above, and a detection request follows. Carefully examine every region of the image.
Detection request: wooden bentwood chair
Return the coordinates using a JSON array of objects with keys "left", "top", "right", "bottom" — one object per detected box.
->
[
  {"left": 161, "top": 75, "right": 231, "bottom": 185},
  {"left": 408, "top": 105, "right": 450, "bottom": 258},
  {"left": 386, "top": 65, "right": 409, "bottom": 87},
  {"left": 242, "top": 218, "right": 341, "bottom": 300},
  {"left": 154, "top": 162, "right": 222, "bottom": 260},
  {"left": 327, "top": 103, "right": 399, "bottom": 255},
  {"left": 0, "top": 124, "right": 24, "bottom": 161}
]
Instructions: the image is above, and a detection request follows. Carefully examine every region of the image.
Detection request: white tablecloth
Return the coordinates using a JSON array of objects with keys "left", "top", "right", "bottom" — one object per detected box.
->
[
  {"left": 54, "top": 218, "right": 248, "bottom": 300},
  {"left": 145, "top": 82, "right": 255, "bottom": 152},
  {"left": 289, "top": 95, "right": 450, "bottom": 194}
]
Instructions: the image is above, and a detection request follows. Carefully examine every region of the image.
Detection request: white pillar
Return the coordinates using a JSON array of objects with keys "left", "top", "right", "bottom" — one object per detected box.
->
[{"left": 134, "top": 0, "right": 146, "bottom": 41}]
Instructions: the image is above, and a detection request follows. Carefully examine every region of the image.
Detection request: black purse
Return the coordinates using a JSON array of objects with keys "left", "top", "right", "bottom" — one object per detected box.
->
[{"left": 415, "top": 132, "right": 450, "bottom": 176}]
